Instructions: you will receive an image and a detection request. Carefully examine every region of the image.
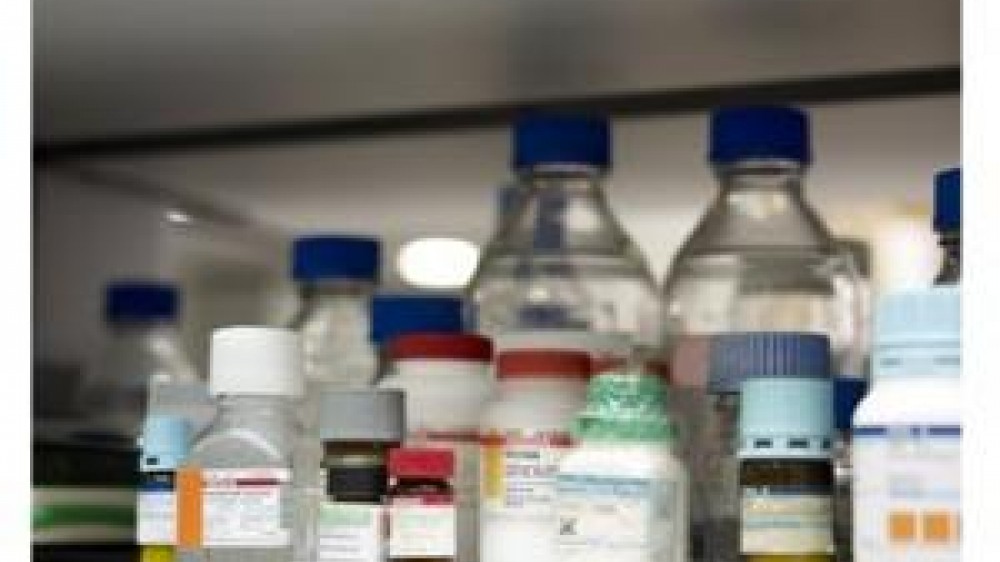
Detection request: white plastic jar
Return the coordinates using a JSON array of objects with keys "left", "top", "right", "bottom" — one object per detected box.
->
[
  {"left": 479, "top": 348, "right": 591, "bottom": 562},
  {"left": 378, "top": 333, "right": 495, "bottom": 562},
  {"left": 852, "top": 287, "right": 960, "bottom": 562}
]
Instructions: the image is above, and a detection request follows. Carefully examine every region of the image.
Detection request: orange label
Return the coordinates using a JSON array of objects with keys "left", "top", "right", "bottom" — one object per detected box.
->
[{"left": 176, "top": 467, "right": 203, "bottom": 549}]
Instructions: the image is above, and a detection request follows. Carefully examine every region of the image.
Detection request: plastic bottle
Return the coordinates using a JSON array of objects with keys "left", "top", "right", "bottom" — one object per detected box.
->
[
  {"left": 479, "top": 349, "right": 591, "bottom": 562},
  {"left": 378, "top": 334, "right": 494, "bottom": 562},
  {"left": 388, "top": 448, "right": 458, "bottom": 562},
  {"left": 314, "top": 390, "right": 405, "bottom": 562},
  {"left": 699, "top": 333, "right": 832, "bottom": 562},
  {"left": 178, "top": 326, "right": 305, "bottom": 562},
  {"left": 138, "top": 415, "right": 192, "bottom": 562},
  {"left": 852, "top": 287, "right": 960, "bottom": 562},
  {"left": 739, "top": 373, "right": 835, "bottom": 561},
  {"left": 82, "top": 281, "right": 200, "bottom": 439},
  {"left": 555, "top": 369, "right": 688, "bottom": 562},
  {"left": 370, "top": 294, "right": 466, "bottom": 379},
  {"left": 933, "top": 168, "right": 961, "bottom": 285},
  {"left": 468, "top": 113, "right": 660, "bottom": 348}
]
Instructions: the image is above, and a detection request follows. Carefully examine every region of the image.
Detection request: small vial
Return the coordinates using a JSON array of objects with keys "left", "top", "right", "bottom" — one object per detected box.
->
[
  {"left": 137, "top": 415, "right": 192, "bottom": 561},
  {"left": 314, "top": 390, "right": 406, "bottom": 562},
  {"left": 388, "top": 448, "right": 457, "bottom": 562}
]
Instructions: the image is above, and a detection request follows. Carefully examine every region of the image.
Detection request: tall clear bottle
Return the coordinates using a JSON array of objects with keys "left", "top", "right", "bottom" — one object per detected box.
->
[
  {"left": 180, "top": 327, "right": 305, "bottom": 562},
  {"left": 933, "top": 167, "right": 960, "bottom": 285},
  {"left": 82, "top": 281, "right": 200, "bottom": 439},
  {"left": 468, "top": 113, "right": 660, "bottom": 349},
  {"left": 662, "top": 106, "right": 862, "bottom": 562}
]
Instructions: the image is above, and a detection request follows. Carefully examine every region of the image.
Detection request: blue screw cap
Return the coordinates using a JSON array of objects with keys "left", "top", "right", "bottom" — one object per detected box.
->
[
  {"left": 709, "top": 105, "right": 811, "bottom": 165},
  {"left": 708, "top": 332, "right": 831, "bottom": 393},
  {"left": 934, "top": 167, "right": 961, "bottom": 233},
  {"left": 513, "top": 113, "right": 611, "bottom": 169},
  {"left": 105, "top": 281, "right": 179, "bottom": 322},
  {"left": 370, "top": 294, "right": 465, "bottom": 345},
  {"left": 292, "top": 235, "right": 381, "bottom": 282}
]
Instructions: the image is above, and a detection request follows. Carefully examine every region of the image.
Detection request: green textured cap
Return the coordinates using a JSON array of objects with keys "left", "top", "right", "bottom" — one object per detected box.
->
[{"left": 573, "top": 370, "right": 675, "bottom": 442}]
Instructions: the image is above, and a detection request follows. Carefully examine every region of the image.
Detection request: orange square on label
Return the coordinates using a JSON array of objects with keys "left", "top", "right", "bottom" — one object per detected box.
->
[
  {"left": 923, "top": 511, "right": 955, "bottom": 544},
  {"left": 889, "top": 511, "right": 917, "bottom": 543}
]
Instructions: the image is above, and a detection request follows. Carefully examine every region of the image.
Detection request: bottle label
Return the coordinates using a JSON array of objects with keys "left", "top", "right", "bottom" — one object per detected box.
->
[
  {"left": 740, "top": 483, "right": 834, "bottom": 554},
  {"left": 480, "top": 431, "right": 574, "bottom": 519},
  {"left": 316, "top": 502, "right": 385, "bottom": 562},
  {"left": 137, "top": 471, "right": 177, "bottom": 545},
  {"left": 198, "top": 468, "right": 292, "bottom": 547},
  {"left": 556, "top": 473, "right": 680, "bottom": 562},
  {"left": 853, "top": 424, "right": 961, "bottom": 562},
  {"left": 388, "top": 496, "right": 456, "bottom": 558}
]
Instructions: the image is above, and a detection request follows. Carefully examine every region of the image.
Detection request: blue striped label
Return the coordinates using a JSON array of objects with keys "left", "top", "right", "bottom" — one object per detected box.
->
[{"left": 854, "top": 425, "right": 961, "bottom": 438}]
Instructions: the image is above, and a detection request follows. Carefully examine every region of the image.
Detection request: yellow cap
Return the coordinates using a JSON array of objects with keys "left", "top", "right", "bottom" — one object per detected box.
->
[{"left": 140, "top": 546, "right": 174, "bottom": 562}]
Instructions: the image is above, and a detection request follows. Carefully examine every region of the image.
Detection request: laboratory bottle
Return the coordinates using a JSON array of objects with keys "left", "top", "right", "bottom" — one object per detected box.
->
[
  {"left": 556, "top": 369, "right": 688, "bottom": 562},
  {"left": 468, "top": 113, "right": 660, "bottom": 348},
  {"left": 82, "top": 280, "right": 200, "bottom": 439},
  {"left": 933, "top": 168, "right": 961, "bottom": 285},
  {"left": 479, "top": 348, "right": 591, "bottom": 562},
  {"left": 314, "top": 389, "right": 405, "bottom": 562},
  {"left": 831, "top": 378, "right": 866, "bottom": 562},
  {"left": 852, "top": 287, "right": 960, "bottom": 562},
  {"left": 178, "top": 326, "right": 305, "bottom": 562},
  {"left": 138, "top": 415, "right": 192, "bottom": 562},
  {"left": 699, "top": 332, "right": 832, "bottom": 562},
  {"left": 739, "top": 375, "right": 835, "bottom": 561},
  {"left": 370, "top": 294, "right": 466, "bottom": 379},
  {"left": 387, "top": 448, "right": 458, "bottom": 562},
  {"left": 378, "top": 333, "right": 494, "bottom": 562}
]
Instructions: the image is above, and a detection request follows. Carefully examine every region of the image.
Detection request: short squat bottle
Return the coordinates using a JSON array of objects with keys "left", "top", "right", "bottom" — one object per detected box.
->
[
  {"left": 933, "top": 168, "right": 961, "bottom": 285},
  {"left": 388, "top": 448, "right": 457, "bottom": 562},
  {"left": 740, "top": 371, "right": 836, "bottom": 561},
  {"left": 179, "top": 327, "right": 305, "bottom": 562}
]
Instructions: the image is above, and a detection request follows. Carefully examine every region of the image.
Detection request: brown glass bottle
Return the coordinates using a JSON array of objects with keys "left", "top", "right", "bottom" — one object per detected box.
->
[
  {"left": 387, "top": 448, "right": 456, "bottom": 562},
  {"left": 740, "top": 458, "right": 835, "bottom": 562}
]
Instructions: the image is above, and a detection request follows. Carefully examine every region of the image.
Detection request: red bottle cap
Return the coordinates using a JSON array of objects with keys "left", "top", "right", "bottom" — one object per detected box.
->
[
  {"left": 388, "top": 447, "right": 455, "bottom": 478},
  {"left": 388, "top": 333, "right": 493, "bottom": 363},
  {"left": 495, "top": 350, "right": 592, "bottom": 379}
]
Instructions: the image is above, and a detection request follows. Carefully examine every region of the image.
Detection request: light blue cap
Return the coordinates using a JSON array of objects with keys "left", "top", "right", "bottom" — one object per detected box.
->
[
  {"left": 140, "top": 415, "right": 192, "bottom": 471},
  {"left": 739, "top": 377, "right": 833, "bottom": 459},
  {"left": 874, "top": 286, "right": 960, "bottom": 379}
]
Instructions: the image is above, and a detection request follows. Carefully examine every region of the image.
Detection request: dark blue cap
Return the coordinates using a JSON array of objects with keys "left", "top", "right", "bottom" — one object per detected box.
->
[
  {"left": 292, "top": 235, "right": 380, "bottom": 282},
  {"left": 708, "top": 332, "right": 831, "bottom": 393},
  {"left": 934, "top": 167, "right": 961, "bottom": 232},
  {"left": 834, "top": 378, "right": 868, "bottom": 431},
  {"left": 513, "top": 113, "right": 611, "bottom": 169},
  {"left": 709, "top": 105, "right": 812, "bottom": 165},
  {"left": 105, "top": 281, "right": 179, "bottom": 322},
  {"left": 370, "top": 294, "right": 465, "bottom": 345}
]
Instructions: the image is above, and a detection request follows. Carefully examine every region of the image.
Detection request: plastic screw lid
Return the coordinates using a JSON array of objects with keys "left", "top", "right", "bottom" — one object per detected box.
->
[
  {"left": 709, "top": 105, "right": 812, "bottom": 165},
  {"left": 388, "top": 447, "right": 455, "bottom": 479},
  {"left": 740, "top": 377, "right": 833, "bottom": 459},
  {"left": 874, "top": 286, "right": 960, "bottom": 378},
  {"left": 934, "top": 167, "right": 961, "bottom": 233},
  {"left": 140, "top": 415, "right": 192, "bottom": 471},
  {"left": 209, "top": 326, "right": 305, "bottom": 397},
  {"left": 513, "top": 113, "right": 611, "bottom": 169},
  {"left": 833, "top": 378, "right": 868, "bottom": 432},
  {"left": 495, "top": 349, "right": 592, "bottom": 379},
  {"left": 370, "top": 294, "right": 465, "bottom": 345},
  {"left": 708, "top": 332, "right": 831, "bottom": 393},
  {"left": 318, "top": 390, "right": 406, "bottom": 442},
  {"left": 389, "top": 333, "right": 493, "bottom": 363},
  {"left": 574, "top": 370, "right": 675, "bottom": 442},
  {"left": 105, "top": 281, "right": 179, "bottom": 322},
  {"left": 291, "top": 235, "right": 380, "bottom": 282}
]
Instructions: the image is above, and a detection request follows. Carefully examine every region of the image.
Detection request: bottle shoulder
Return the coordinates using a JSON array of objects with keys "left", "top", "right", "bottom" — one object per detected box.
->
[{"left": 853, "top": 378, "right": 960, "bottom": 426}]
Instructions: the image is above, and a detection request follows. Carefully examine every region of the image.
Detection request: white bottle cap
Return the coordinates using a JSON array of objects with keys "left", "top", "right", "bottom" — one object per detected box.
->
[
  {"left": 209, "top": 326, "right": 305, "bottom": 397},
  {"left": 493, "top": 330, "right": 631, "bottom": 358}
]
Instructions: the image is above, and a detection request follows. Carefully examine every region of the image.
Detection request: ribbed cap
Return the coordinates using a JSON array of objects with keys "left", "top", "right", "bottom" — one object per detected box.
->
[
  {"left": 388, "top": 448, "right": 455, "bottom": 479},
  {"left": 495, "top": 350, "right": 591, "bottom": 380},
  {"left": 209, "top": 326, "right": 305, "bottom": 397},
  {"left": 318, "top": 389, "right": 406, "bottom": 442},
  {"left": 708, "top": 332, "right": 831, "bottom": 393},
  {"left": 513, "top": 113, "right": 611, "bottom": 169},
  {"left": 291, "top": 235, "right": 381, "bottom": 282},
  {"left": 833, "top": 378, "right": 868, "bottom": 432},
  {"left": 389, "top": 333, "right": 493, "bottom": 363},
  {"left": 874, "top": 287, "right": 960, "bottom": 378},
  {"left": 370, "top": 294, "right": 465, "bottom": 345},
  {"left": 140, "top": 415, "right": 192, "bottom": 471},
  {"left": 574, "top": 370, "right": 674, "bottom": 442},
  {"left": 709, "top": 105, "right": 811, "bottom": 165},
  {"left": 740, "top": 377, "right": 833, "bottom": 459},
  {"left": 934, "top": 167, "right": 961, "bottom": 233},
  {"left": 105, "top": 281, "right": 179, "bottom": 322}
]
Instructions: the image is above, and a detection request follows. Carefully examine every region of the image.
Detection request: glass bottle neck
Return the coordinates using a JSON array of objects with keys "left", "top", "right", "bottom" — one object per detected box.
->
[
  {"left": 214, "top": 395, "right": 299, "bottom": 424},
  {"left": 714, "top": 158, "right": 806, "bottom": 195},
  {"left": 935, "top": 230, "right": 961, "bottom": 285},
  {"left": 518, "top": 163, "right": 608, "bottom": 193},
  {"left": 298, "top": 279, "right": 374, "bottom": 300}
]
